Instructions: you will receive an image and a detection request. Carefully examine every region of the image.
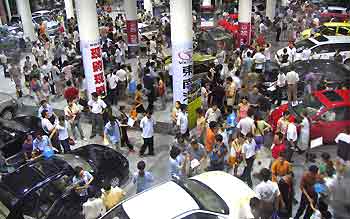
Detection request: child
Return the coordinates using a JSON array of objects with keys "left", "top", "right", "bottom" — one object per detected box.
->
[{"left": 133, "top": 161, "right": 154, "bottom": 194}]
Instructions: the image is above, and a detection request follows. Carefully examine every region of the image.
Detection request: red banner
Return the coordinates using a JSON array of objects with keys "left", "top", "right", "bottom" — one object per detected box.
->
[
  {"left": 126, "top": 20, "right": 139, "bottom": 46},
  {"left": 238, "top": 22, "right": 251, "bottom": 47}
]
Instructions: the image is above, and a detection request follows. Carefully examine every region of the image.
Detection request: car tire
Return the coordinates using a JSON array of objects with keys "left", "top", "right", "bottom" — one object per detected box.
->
[{"left": 1, "top": 109, "right": 13, "bottom": 120}]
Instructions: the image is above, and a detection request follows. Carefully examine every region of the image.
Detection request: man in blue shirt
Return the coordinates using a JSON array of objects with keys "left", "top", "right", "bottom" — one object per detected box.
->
[
  {"left": 38, "top": 99, "right": 56, "bottom": 124},
  {"left": 104, "top": 116, "right": 121, "bottom": 149},
  {"left": 226, "top": 106, "right": 237, "bottom": 142},
  {"left": 133, "top": 161, "right": 154, "bottom": 193},
  {"left": 208, "top": 134, "right": 228, "bottom": 171},
  {"left": 33, "top": 131, "right": 52, "bottom": 154}
]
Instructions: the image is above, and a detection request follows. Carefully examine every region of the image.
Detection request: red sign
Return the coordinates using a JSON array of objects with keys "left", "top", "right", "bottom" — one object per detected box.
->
[
  {"left": 126, "top": 20, "right": 139, "bottom": 45},
  {"left": 89, "top": 45, "right": 106, "bottom": 95},
  {"left": 238, "top": 22, "right": 251, "bottom": 47}
]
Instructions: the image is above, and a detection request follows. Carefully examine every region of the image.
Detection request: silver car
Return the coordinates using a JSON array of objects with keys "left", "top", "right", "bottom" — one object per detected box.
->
[{"left": 0, "top": 92, "right": 19, "bottom": 120}]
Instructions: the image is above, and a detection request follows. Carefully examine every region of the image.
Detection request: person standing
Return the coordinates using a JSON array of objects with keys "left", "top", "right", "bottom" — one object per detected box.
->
[
  {"left": 139, "top": 110, "right": 156, "bottom": 156},
  {"left": 271, "top": 152, "right": 292, "bottom": 182},
  {"left": 205, "top": 104, "right": 221, "bottom": 124},
  {"left": 286, "top": 119, "right": 302, "bottom": 162},
  {"left": 237, "top": 108, "right": 255, "bottom": 137},
  {"left": 294, "top": 165, "right": 322, "bottom": 219},
  {"left": 298, "top": 111, "right": 310, "bottom": 160},
  {"left": 205, "top": 121, "right": 218, "bottom": 153},
  {"left": 208, "top": 134, "right": 228, "bottom": 171},
  {"left": 73, "top": 166, "right": 94, "bottom": 205},
  {"left": 133, "top": 161, "right": 154, "bottom": 193},
  {"left": 104, "top": 116, "right": 121, "bottom": 149},
  {"left": 32, "top": 131, "right": 53, "bottom": 155},
  {"left": 286, "top": 70, "right": 299, "bottom": 106},
  {"left": 82, "top": 190, "right": 106, "bottom": 219},
  {"left": 176, "top": 104, "right": 189, "bottom": 139},
  {"left": 252, "top": 48, "right": 266, "bottom": 74},
  {"left": 64, "top": 100, "right": 85, "bottom": 140},
  {"left": 101, "top": 182, "right": 125, "bottom": 210},
  {"left": 88, "top": 92, "right": 107, "bottom": 139},
  {"left": 9, "top": 64, "right": 23, "bottom": 98},
  {"left": 38, "top": 99, "right": 57, "bottom": 124},
  {"left": 116, "top": 65, "right": 128, "bottom": 99},
  {"left": 241, "top": 132, "right": 257, "bottom": 188},
  {"left": 0, "top": 51, "right": 7, "bottom": 77},
  {"left": 275, "top": 71, "right": 286, "bottom": 105},
  {"left": 107, "top": 71, "right": 118, "bottom": 105},
  {"left": 57, "top": 116, "right": 71, "bottom": 153},
  {"left": 118, "top": 106, "right": 135, "bottom": 152},
  {"left": 225, "top": 77, "right": 236, "bottom": 108}
]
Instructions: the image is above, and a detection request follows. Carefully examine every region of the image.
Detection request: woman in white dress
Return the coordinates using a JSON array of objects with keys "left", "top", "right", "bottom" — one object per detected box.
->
[{"left": 298, "top": 111, "right": 310, "bottom": 152}]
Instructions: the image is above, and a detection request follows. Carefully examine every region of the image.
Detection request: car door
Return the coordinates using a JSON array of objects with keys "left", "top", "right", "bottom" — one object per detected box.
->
[
  {"left": 311, "top": 106, "right": 350, "bottom": 143},
  {"left": 311, "top": 44, "right": 335, "bottom": 60}
]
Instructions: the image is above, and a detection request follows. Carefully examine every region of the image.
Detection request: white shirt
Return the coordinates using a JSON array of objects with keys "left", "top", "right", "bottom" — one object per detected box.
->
[
  {"left": 255, "top": 180, "right": 280, "bottom": 202},
  {"left": 264, "top": 47, "right": 271, "bottom": 61},
  {"left": 57, "top": 122, "right": 69, "bottom": 140},
  {"left": 286, "top": 122, "right": 298, "bottom": 142},
  {"left": 253, "top": 52, "right": 266, "bottom": 70},
  {"left": 301, "top": 48, "right": 312, "bottom": 61},
  {"left": 242, "top": 139, "right": 257, "bottom": 159},
  {"left": 301, "top": 117, "right": 310, "bottom": 134},
  {"left": 116, "top": 69, "right": 127, "bottom": 82},
  {"left": 42, "top": 118, "right": 55, "bottom": 134},
  {"left": 285, "top": 71, "right": 299, "bottom": 85},
  {"left": 140, "top": 116, "right": 156, "bottom": 138},
  {"left": 232, "top": 75, "right": 242, "bottom": 89},
  {"left": 115, "top": 48, "right": 122, "bottom": 63},
  {"left": 277, "top": 73, "right": 286, "bottom": 87},
  {"left": 88, "top": 99, "right": 107, "bottom": 114},
  {"left": 237, "top": 117, "right": 255, "bottom": 136},
  {"left": 177, "top": 111, "right": 188, "bottom": 134},
  {"left": 82, "top": 198, "right": 106, "bottom": 219},
  {"left": 335, "top": 133, "right": 350, "bottom": 144},
  {"left": 108, "top": 74, "right": 118, "bottom": 89},
  {"left": 149, "top": 40, "right": 157, "bottom": 54},
  {"left": 205, "top": 108, "right": 221, "bottom": 123}
]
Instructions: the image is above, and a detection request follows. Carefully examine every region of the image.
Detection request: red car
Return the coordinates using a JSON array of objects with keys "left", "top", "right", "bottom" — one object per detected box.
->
[
  {"left": 218, "top": 13, "right": 239, "bottom": 34},
  {"left": 269, "top": 89, "right": 350, "bottom": 144}
]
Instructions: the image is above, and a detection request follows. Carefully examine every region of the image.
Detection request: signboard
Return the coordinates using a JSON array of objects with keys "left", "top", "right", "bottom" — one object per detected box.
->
[
  {"left": 187, "top": 77, "right": 202, "bottom": 129},
  {"left": 81, "top": 40, "right": 106, "bottom": 96},
  {"left": 126, "top": 20, "right": 139, "bottom": 46},
  {"left": 171, "top": 42, "right": 193, "bottom": 104},
  {"left": 238, "top": 22, "right": 251, "bottom": 46}
]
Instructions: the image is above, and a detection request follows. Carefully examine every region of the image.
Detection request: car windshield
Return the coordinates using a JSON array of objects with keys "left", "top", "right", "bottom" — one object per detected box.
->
[
  {"left": 201, "top": 12, "right": 215, "bottom": 21},
  {"left": 57, "top": 154, "right": 94, "bottom": 173},
  {"left": 292, "top": 95, "right": 324, "bottom": 117},
  {"left": 33, "top": 16, "right": 50, "bottom": 24},
  {"left": 180, "top": 179, "right": 228, "bottom": 214},
  {"left": 103, "top": 205, "right": 130, "bottom": 219},
  {"left": 295, "top": 39, "right": 316, "bottom": 53}
]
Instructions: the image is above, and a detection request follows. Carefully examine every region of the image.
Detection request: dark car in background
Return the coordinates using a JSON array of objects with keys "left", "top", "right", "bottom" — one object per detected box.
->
[
  {"left": 195, "top": 27, "right": 234, "bottom": 54},
  {"left": 0, "top": 144, "right": 129, "bottom": 219},
  {"left": 262, "top": 59, "right": 350, "bottom": 99}
]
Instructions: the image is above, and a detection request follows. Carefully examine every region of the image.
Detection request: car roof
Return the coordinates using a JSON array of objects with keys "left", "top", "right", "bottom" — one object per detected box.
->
[
  {"left": 314, "top": 89, "right": 350, "bottom": 108},
  {"left": 122, "top": 181, "right": 199, "bottom": 219},
  {"left": 309, "top": 35, "right": 350, "bottom": 44},
  {"left": 324, "top": 22, "right": 350, "bottom": 27}
]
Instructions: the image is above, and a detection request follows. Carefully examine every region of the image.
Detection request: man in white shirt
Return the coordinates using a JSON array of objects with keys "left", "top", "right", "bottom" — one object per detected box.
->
[
  {"left": 116, "top": 65, "right": 128, "bottom": 99},
  {"left": 64, "top": 101, "right": 85, "bottom": 140},
  {"left": 205, "top": 104, "right": 221, "bottom": 123},
  {"left": 177, "top": 104, "right": 189, "bottom": 139},
  {"left": 285, "top": 70, "right": 299, "bottom": 106},
  {"left": 286, "top": 120, "right": 301, "bottom": 162},
  {"left": 275, "top": 72, "right": 286, "bottom": 105},
  {"left": 88, "top": 92, "right": 107, "bottom": 139},
  {"left": 253, "top": 48, "right": 266, "bottom": 74},
  {"left": 139, "top": 110, "right": 156, "bottom": 156},
  {"left": 237, "top": 109, "right": 255, "bottom": 136},
  {"left": 149, "top": 36, "right": 157, "bottom": 56},
  {"left": 107, "top": 71, "right": 118, "bottom": 105}
]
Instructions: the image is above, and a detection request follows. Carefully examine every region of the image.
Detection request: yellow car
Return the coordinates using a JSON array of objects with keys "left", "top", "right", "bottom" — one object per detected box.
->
[{"left": 301, "top": 22, "right": 350, "bottom": 39}]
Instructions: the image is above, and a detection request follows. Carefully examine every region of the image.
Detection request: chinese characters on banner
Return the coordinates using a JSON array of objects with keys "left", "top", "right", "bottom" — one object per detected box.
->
[
  {"left": 82, "top": 40, "right": 106, "bottom": 96},
  {"left": 126, "top": 20, "right": 139, "bottom": 46},
  {"left": 239, "top": 22, "right": 251, "bottom": 46},
  {"left": 172, "top": 44, "right": 193, "bottom": 104}
]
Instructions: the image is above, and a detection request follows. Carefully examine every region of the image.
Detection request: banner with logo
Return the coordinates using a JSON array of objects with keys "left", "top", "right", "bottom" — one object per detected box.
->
[
  {"left": 126, "top": 20, "right": 139, "bottom": 46},
  {"left": 81, "top": 40, "right": 106, "bottom": 96},
  {"left": 238, "top": 22, "right": 251, "bottom": 46},
  {"left": 171, "top": 42, "right": 193, "bottom": 104}
]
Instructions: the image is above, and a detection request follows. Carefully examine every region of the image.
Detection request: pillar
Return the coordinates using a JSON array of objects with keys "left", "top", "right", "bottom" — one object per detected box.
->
[
  {"left": 75, "top": 0, "right": 106, "bottom": 96},
  {"left": 266, "top": 0, "right": 276, "bottom": 20},
  {"left": 16, "top": 0, "right": 36, "bottom": 41},
  {"left": 281, "top": 0, "right": 288, "bottom": 7},
  {"left": 124, "top": 0, "right": 139, "bottom": 58},
  {"left": 238, "top": 0, "right": 252, "bottom": 46},
  {"left": 0, "top": 0, "right": 6, "bottom": 24},
  {"left": 4, "top": 0, "right": 11, "bottom": 22},
  {"left": 170, "top": 0, "right": 193, "bottom": 104},
  {"left": 64, "top": 0, "right": 75, "bottom": 19},
  {"left": 144, "top": 0, "right": 153, "bottom": 16}
]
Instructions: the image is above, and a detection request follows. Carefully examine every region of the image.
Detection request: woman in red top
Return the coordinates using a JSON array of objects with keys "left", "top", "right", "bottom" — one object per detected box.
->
[{"left": 272, "top": 132, "right": 286, "bottom": 159}]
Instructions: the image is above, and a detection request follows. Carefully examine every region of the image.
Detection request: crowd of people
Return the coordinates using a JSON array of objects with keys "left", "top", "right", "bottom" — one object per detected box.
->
[{"left": 0, "top": 0, "right": 349, "bottom": 219}]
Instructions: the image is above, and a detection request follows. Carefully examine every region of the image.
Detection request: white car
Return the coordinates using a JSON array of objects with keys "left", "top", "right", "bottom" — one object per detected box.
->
[
  {"left": 32, "top": 15, "right": 59, "bottom": 36},
  {"left": 275, "top": 35, "right": 350, "bottom": 66},
  {"left": 100, "top": 171, "right": 256, "bottom": 219}
]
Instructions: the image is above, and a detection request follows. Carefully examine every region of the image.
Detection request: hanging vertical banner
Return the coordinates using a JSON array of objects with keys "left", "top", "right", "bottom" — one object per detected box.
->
[
  {"left": 126, "top": 20, "right": 139, "bottom": 46},
  {"left": 81, "top": 40, "right": 106, "bottom": 95},
  {"left": 171, "top": 43, "right": 193, "bottom": 104},
  {"left": 239, "top": 22, "right": 251, "bottom": 45}
]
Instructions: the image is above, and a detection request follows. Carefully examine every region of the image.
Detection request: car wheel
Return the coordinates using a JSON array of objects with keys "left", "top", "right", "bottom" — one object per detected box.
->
[
  {"left": 110, "top": 176, "right": 120, "bottom": 187},
  {"left": 1, "top": 109, "right": 13, "bottom": 120},
  {"left": 345, "top": 59, "right": 350, "bottom": 67}
]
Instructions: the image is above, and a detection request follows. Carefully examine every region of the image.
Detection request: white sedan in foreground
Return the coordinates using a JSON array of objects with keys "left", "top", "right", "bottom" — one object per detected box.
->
[{"left": 99, "top": 171, "right": 256, "bottom": 219}]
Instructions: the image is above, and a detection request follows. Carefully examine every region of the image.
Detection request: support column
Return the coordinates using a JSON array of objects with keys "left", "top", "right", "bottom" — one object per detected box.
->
[
  {"left": 144, "top": 0, "right": 153, "bottom": 16},
  {"left": 266, "top": 0, "right": 276, "bottom": 20},
  {"left": 238, "top": 0, "right": 252, "bottom": 46},
  {"left": 0, "top": 0, "right": 6, "bottom": 24},
  {"left": 124, "top": 0, "right": 139, "bottom": 58},
  {"left": 16, "top": 0, "right": 36, "bottom": 41},
  {"left": 4, "top": 0, "right": 11, "bottom": 22},
  {"left": 281, "top": 0, "right": 288, "bottom": 7},
  {"left": 170, "top": 0, "right": 193, "bottom": 104},
  {"left": 75, "top": 0, "right": 106, "bottom": 96},
  {"left": 64, "top": 0, "right": 75, "bottom": 19}
]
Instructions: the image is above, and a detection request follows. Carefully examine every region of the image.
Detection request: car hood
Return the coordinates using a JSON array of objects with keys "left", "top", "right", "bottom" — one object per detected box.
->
[
  {"left": 192, "top": 171, "right": 256, "bottom": 219},
  {"left": 46, "top": 21, "right": 58, "bottom": 28},
  {"left": 0, "top": 118, "right": 30, "bottom": 133}
]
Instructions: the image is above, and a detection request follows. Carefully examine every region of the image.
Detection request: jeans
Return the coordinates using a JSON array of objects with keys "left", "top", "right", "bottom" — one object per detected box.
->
[
  {"left": 140, "top": 137, "right": 154, "bottom": 155},
  {"left": 91, "top": 113, "right": 104, "bottom": 137},
  {"left": 241, "top": 156, "right": 255, "bottom": 188},
  {"left": 70, "top": 119, "right": 85, "bottom": 139},
  {"left": 108, "top": 88, "right": 117, "bottom": 105},
  {"left": 60, "top": 138, "right": 71, "bottom": 153},
  {"left": 294, "top": 193, "right": 317, "bottom": 219}
]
